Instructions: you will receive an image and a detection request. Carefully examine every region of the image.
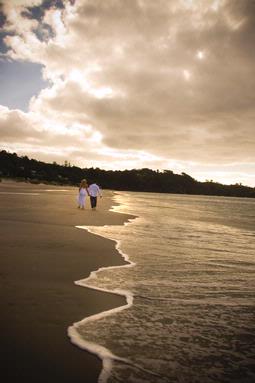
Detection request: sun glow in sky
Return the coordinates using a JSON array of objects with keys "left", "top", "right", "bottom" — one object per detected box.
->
[
  {"left": 196, "top": 50, "right": 205, "bottom": 59},
  {"left": 0, "top": 0, "right": 255, "bottom": 187}
]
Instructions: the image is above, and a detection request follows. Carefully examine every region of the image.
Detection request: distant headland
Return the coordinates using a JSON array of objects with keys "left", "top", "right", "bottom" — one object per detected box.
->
[{"left": 0, "top": 150, "right": 254, "bottom": 198}]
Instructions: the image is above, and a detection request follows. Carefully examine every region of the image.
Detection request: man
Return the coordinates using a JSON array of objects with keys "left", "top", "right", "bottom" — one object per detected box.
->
[{"left": 88, "top": 181, "right": 102, "bottom": 210}]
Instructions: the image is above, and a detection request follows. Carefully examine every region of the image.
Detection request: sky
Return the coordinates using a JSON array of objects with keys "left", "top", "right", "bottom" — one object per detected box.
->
[{"left": 0, "top": 0, "right": 255, "bottom": 187}]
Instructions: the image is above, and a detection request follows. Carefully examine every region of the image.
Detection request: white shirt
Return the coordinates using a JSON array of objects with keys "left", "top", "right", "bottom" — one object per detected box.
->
[{"left": 88, "top": 183, "right": 102, "bottom": 197}]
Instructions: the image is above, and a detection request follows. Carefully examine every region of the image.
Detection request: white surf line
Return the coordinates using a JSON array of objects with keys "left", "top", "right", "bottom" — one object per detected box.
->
[
  {"left": 68, "top": 199, "right": 168, "bottom": 382},
  {"left": 68, "top": 246, "right": 167, "bottom": 383},
  {"left": 67, "top": 231, "right": 136, "bottom": 383},
  {"left": 67, "top": 191, "right": 138, "bottom": 383},
  {"left": 68, "top": 194, "right": 166, "bottom": 382}
]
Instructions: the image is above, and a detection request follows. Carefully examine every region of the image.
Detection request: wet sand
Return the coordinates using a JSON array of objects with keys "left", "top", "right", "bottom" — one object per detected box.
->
[{"left": 0, "top": 180, "right": 134, "bottom": 383}]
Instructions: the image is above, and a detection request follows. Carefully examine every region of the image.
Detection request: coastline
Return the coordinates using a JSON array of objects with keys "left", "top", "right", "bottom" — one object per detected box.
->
[
  {"left": 69, "top": 227, "right": 137, "bottom": 383},
  {"left": 0, "top": 180, "right": 135, "bottom": 383}
]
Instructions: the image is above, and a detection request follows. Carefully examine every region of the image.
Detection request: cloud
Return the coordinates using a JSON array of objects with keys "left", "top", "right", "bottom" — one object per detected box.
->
[
  {"left": 0, "top": 105, "right": 35, "bottom": 139},
  {"left": 0, "top": 0, "right": 255, "bottom": 185}
]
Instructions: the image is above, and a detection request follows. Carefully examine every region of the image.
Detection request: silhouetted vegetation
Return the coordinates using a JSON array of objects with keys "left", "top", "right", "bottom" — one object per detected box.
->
[{"left": 0, "top": 150, "right": 254, "bottom": 198}]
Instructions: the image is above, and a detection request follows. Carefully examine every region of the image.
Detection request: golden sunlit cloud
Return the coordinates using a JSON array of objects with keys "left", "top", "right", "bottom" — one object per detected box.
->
[
  {"left": 68, "top": 70, "right": 115, "bottom": 99},
  {"left": 90, "top": 87, "right": 114, "bottom": 99},
  {"left": 69, "top": 69, "right": 87, "bottom": 84}
]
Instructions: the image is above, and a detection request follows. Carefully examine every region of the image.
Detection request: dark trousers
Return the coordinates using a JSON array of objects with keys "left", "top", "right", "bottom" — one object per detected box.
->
[{"left": 90, "top": 196, "right": 97, "bottom": 208}]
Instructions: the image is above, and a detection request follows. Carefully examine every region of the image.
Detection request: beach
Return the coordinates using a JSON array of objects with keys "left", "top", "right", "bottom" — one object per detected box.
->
[
  {"left": 1, "top": 180, "right": 255, "bottom": 383},
  {"left": 0, "top": 180, "right": 134, "bottom": 383}
]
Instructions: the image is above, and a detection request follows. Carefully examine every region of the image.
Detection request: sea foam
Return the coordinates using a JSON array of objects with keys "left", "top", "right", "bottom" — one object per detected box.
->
[{"left": 68, "top": 212, "right": 137, "bottom": 383}]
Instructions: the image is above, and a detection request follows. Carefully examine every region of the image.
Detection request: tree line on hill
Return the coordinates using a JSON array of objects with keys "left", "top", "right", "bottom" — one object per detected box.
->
[{"left": 0, "top": 150, "right": 254, "bottom": 198}]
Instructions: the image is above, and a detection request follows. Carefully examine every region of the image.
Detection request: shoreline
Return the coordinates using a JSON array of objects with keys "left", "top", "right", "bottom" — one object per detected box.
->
[
  {"left": 69, "top": 226, "right": 137, "bottom": 383},
  {"left": 0, "top": 180, "right": 135, "bottom": 383}
]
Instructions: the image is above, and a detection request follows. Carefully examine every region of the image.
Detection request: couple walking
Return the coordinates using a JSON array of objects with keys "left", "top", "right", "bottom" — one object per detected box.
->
[{"left": 77, "top": 179, "right": 102, "bottom": 210}]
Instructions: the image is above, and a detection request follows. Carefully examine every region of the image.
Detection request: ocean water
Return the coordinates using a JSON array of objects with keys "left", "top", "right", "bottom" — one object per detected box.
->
[{"left": 69, "top": 192, "right": 255, "bottom": 383}]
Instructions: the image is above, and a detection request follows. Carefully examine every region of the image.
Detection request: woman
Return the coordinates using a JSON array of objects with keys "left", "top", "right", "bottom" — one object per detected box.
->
[{"left": 77, "top": 179, "right": 89, "bottom": 209}]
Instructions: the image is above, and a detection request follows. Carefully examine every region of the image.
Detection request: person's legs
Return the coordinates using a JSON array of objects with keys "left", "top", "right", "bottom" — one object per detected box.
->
[
  {"left": 90, "top": 196, "right": 97, "bottom": 209},
  {"left": 80, "top": 196, "right": 85, "bottom": 209}
]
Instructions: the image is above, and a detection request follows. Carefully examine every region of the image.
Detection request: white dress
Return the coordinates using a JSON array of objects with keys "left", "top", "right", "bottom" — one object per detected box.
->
[{"left": 77, "top": 187, "right": 87, "bottom": 208}]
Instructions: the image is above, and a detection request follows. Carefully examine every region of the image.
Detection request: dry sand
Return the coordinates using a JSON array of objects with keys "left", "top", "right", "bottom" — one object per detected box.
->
[{"left": 0, "top": 179, "right": 134, "bottom": 383}]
